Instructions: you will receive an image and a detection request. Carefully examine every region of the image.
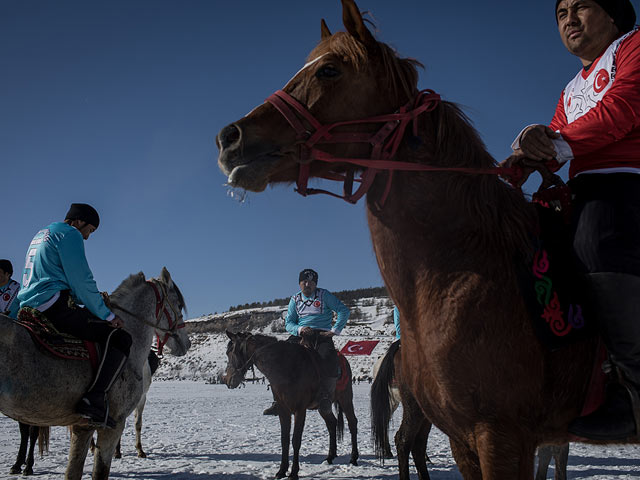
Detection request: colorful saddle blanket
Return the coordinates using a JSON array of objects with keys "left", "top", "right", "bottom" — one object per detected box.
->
[
  {"left": 519, "top": 199, "right": 596, "bottom": 350},
  {"left": 15, "top": 307, "right": 99, "bottom": 366}
]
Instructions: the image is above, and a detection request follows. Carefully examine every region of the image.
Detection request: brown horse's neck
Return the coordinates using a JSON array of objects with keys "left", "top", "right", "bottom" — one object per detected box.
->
[{"left": 365, "top": 101, "right": 536, "bottom": 312}]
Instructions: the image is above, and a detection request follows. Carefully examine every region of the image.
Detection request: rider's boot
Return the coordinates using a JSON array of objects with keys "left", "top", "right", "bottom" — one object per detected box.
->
[
  {"left": 569, "top": 272, "right": 640, "bottom": 441},
  {"left": 76, "top": 345, "right": 128, "bottom": 428},
  {"left": 317, "top": 376, "right": 337, "bottom": 414},
  {"left": 263, "top": 401, "right": 280, "bottom": 416}
]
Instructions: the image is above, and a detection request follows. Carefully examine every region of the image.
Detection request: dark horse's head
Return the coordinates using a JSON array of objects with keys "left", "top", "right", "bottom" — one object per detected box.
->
[
  {"left": 223, "top": 330, "right": 254, "bottom": 389},
  {"left": 217, "top": 0, "right": 421, "bottom": 193}
]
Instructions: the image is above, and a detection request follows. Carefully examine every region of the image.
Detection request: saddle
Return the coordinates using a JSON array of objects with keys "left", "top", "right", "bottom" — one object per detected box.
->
[
  {"left": 14, "top": 306, "right": 99, "bottom": 368},
  {"left": 297, "top": 332, "right": 349, "bottom": 393}
]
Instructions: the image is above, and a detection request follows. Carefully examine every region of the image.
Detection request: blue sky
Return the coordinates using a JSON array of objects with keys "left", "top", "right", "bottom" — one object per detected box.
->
[{"left": 3, "top": 1, "right": 637, "bottom": 317}]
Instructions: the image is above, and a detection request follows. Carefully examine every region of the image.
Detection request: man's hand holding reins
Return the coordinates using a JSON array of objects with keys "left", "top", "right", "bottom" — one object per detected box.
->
[
  {"left": 519, "top": 124, "right": 561, "bottom": 161},
  {"left": 111, "top": 316, "right": 124, "bottom": 328}
]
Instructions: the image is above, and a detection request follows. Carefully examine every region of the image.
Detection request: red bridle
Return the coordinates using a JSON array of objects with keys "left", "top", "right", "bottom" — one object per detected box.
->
[
  {"left": 147, "top": 280, "right": 185, "bottom": 356},
  {"left": 266, "top": 88, "right": 520, "bottom": 206}
]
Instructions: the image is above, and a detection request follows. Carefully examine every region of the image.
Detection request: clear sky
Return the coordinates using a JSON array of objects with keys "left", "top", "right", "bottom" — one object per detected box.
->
[{"left": 3, "top": 0, "right": 638, "bottom": 317}]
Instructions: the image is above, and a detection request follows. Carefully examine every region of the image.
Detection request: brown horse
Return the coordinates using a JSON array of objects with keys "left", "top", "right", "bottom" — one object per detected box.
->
[
  {"left": 215, "top": 0, "right": 627, "bottom": 478},
  {"left": 223, "top": 331, "right": 359, "bottom": 479},
  {"left": 371, "top": 340, "right": 432, "bottom": 480}
]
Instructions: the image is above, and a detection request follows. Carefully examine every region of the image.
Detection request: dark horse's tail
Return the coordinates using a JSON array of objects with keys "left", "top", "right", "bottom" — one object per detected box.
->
[
  {"left": 370, "top": 340, "right": 400, "bottom": 460},
  {"left": 335, "top": 354, "right": 352, "bottom": 443}
]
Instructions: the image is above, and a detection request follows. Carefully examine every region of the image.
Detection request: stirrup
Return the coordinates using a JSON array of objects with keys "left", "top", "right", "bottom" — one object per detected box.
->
[{"left": 76, "top": 395, "right": 116, "bottom": 429}]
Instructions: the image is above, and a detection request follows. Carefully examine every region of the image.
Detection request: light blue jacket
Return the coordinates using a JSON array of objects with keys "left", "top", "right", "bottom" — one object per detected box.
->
[
  {"left": 393, "top": 306, "right": 401, "bottom": 339},
  {"left": 285, "top": 287, "right": 350, "bottom": 336},
  {"left": 17, "top": 222, "right": 114, "bottom": 321}
]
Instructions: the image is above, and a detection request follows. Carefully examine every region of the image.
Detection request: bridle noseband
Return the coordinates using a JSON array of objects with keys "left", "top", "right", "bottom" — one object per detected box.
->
[{"left": 266, "top": 88, "right": 521, "bottom": 206}]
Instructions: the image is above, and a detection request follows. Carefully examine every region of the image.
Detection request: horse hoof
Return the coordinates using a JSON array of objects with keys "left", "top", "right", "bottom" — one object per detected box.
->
[
  {"left": 114, "top": 453, "right": 122, "bottom": 459},
  {"left": 350, "top": 458, "right": 358, "bottom": 466},
  {"left": 138, "top": 451, "right": 147, "bottom": 458},
  {"left": 9, "top": 466, "right": 21, "bottom": 474},
  {"left": 275, "top": 470, "right": 287, "bottom": 479},
  {"left": 325, "top": 457, "right": 334, "bottom": 465},
  {"left": 23, "top": 467, "right": 34, "bottom": 476}
]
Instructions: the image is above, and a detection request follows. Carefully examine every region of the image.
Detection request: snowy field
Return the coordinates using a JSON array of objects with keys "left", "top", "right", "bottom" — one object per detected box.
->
[{"left": 1, "top": 381, "right": 640, "bottom": 479}]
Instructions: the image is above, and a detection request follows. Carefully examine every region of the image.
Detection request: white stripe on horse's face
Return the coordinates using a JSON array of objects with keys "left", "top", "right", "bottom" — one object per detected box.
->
[{"left": 244, "top": 54, "right": 328, "bottom": 118}]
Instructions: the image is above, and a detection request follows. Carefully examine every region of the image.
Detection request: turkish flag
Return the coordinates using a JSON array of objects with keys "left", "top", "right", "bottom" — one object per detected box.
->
[{"left": 339, "top": 340, "right": 379, "bottom": 356}]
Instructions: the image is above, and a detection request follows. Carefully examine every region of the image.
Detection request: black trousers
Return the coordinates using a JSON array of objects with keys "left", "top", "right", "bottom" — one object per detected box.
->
[
  {"left": 45, "top": 291, "right": 131, "bottom": 355},
  {"left": 570, "top": 173, "right": 640, "bottom": 276}
]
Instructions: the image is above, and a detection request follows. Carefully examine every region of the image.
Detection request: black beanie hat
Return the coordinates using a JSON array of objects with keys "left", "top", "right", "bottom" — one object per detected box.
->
[
  {"left": 0, "top": 259, "right": 13, "bottom": 275},
  {"left": 65, "top": 203, "right": 100, "bottom": 228},
  {"left": 299, "top": 268, "right": 318, "bottom": 283},
  {"left": 555, "top": 0, "right": 637, "bottom": 33}
]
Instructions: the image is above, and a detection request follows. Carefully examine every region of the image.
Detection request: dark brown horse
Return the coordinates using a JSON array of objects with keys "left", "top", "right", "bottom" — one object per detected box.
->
[
  {"left": 215, "top": 1, "right": 630, "bottom": 478},
  {"left": 9, "top": 423, "right": 49, "bottom": 476},
  {"left": 371, "top": 340, "right": 431, "bottom": 480},
  {"left": 223, "top": 331, "right": 358, "bottom": 479}
]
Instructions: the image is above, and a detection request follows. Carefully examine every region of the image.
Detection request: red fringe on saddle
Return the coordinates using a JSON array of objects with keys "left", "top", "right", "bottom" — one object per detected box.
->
[
  {"left": 336, "top": 353, "right": 349, "bottom": 392},
  {"left": 15, "top": 307, "right": 99, "bottom": 370}
]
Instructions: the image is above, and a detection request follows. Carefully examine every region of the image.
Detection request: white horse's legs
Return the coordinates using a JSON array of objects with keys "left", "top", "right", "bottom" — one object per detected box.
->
[
  {"left": 92, "top": 423, "right": 126, "bottom": 480},
  {"left": 134, "top": 394, "right": 147, "bottom": 457},
  {"left": 66, "top": 426, "right": 94, "bottom": 480}
]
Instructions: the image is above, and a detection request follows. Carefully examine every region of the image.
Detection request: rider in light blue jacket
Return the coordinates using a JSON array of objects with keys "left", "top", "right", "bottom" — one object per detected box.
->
[{"left": 17, "top": 203, "right": 131, "bottom": 428}]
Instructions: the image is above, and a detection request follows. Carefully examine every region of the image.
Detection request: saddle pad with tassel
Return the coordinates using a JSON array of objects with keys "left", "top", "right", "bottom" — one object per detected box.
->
[{"left": 15, "top": 307, "right": 99, "bottom": 367}]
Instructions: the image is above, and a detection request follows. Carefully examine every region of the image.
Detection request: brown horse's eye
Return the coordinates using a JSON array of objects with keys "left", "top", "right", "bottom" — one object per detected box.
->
[{"left": 315, "top": 65, "right": 340, "bottom": 79}]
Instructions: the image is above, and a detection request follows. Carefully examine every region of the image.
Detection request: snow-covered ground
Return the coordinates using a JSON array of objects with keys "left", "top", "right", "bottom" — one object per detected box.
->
[{"left": 1, "top": 381, "right": 639, "bottom": 479}]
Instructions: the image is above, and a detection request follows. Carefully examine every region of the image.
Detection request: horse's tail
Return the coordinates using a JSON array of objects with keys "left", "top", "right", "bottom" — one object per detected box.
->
[
  {"left": 336, "top": 401, "right": 344, "bottom": 442},
  {"left": 38, "top": 426, "right": 50, "bottom": 456},
  {"left": 370, "top": 340, "right": 400, "bottom": 461}
]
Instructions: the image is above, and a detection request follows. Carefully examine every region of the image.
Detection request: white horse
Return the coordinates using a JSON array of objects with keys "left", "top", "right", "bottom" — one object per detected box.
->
[{"left": 0, "top": 267, "right": 191, "bottom": 479}]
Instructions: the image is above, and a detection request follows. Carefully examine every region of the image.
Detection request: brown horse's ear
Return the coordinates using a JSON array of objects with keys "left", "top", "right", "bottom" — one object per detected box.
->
[
  {"left": 226, "top": 330, "right": 235, "bottom": 340},
  {"left": 321, "top": 19, "right": 332, "bottom": 39},
  {"left": 341, "top": 0, "right": 376, "bottom": 48}
]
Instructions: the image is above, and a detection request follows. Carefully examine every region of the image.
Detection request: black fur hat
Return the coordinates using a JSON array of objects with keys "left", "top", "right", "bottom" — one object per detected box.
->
[
  {"left": 555, "top": 0, "right": 637, "bottom": 33},
  {"left": 65, "top": 203, "right": 100, "bottom": 228},
  {"left": 0, "top": 259, "right": 12, "bottom": 276}
]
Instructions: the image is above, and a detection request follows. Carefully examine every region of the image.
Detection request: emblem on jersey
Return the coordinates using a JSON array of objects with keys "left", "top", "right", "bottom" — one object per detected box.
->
[
  {"left": 314, "top": 300, "right": 321, "bottom": 307},
  {"left": 2, "top": 293, "right": 9, "bottom": 302},
  {"left": 593, "top": 69, "right": 610, "bottom": 93}
]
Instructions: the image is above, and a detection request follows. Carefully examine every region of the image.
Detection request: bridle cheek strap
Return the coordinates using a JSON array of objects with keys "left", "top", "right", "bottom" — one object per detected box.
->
[
  {"left": 266, "top": 89, "right": 441, "bottom": 205},
  {"left": 147, "top": 280, "right": 185, "bottom": 356}
]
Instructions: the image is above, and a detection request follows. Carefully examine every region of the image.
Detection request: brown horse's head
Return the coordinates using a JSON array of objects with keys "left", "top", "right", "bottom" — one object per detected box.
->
[
  {"left": 223, "top": 330, "right": 253, "bottom": 389},
  {"left": 217, "top": 0, "right": 421, "bottom": 193}
]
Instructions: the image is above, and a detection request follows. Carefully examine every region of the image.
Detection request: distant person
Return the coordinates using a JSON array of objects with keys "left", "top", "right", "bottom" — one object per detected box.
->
[
  {"left": 393, "top": 305, "right": 401, "bottom": 340},
  {"left": 0, "top": 259, "right": 20, "bottom": 318},
  {"left": 263, "top": 268, "right": 350, "bottom": 415},
  {"left": 504, "top": 0, "right": 640, "bottom": 440},
  {"left": 17, "top": 203, "right": 132, "bottom": 428}
]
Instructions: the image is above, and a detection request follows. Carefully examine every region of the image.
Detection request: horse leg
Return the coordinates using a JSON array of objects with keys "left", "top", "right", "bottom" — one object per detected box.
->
[
  {"left": 66, "top": 426, "right": 94, "bottom": 480},
  {"left": 337, "top": 389, "right": 359, "bottom": 465},
  {"left": 115, "top": 439, "right": 122, "bottom": 459},
  {"left": 276, "top": 411, "right": 291, "bottom": 479},
  {"left": 476, "top": 431, "right": 536, "bottom": 480},
  {"left": 394, "top": 420, "right": 413, "bottom": 480},
  {"left": 535, "top": 446, "right": 552, "bottom": 480},
  {"left": 10, "top": 422, "right": 30, "bottom": 474},
  {"left": 449, "top": 438, "right": 482, "bottom": 480},
  {"left": 92, "top": 422, "right": 126, "bottom": 480},
  {"left": 134, "top": 394, "right": 147, "bottom": 458},
  {"left": 23, "top": 425, "right": 39, "bottom": 476},
  {"left": 318, "top": 404, "right": 337, "bottom": 464},
  {"left": 289, "top": 409, "right": 306, "bottom": 480},
  {"left": 554, "top": 444, "right": 569, "bottom": 480},
  {"left": 410, "top": 421, "right": 432, "bottom": 480}
]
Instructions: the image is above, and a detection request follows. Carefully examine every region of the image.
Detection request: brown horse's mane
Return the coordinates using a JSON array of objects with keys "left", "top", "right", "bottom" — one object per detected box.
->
[{"left": 313, "top": 31, "right": 537, "bottom": 255}]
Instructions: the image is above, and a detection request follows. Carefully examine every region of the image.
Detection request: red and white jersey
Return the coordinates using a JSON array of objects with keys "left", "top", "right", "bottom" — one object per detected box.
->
[{"left": 549, "top": 27, "right": 640, "bottom": 178}]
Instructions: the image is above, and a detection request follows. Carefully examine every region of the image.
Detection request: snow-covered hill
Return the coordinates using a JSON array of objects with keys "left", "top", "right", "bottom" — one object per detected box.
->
[{"left": 156, "top": 296, "right": 398, "bottom": 382}]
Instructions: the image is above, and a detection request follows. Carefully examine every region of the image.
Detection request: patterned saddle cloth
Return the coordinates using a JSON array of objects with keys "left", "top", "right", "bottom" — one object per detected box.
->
[
  {"left": 15, "top": 306, "right": 99, "bottom": 367},
  {"left": 518, "top": 197, "right": 596, "bottom": 350}
]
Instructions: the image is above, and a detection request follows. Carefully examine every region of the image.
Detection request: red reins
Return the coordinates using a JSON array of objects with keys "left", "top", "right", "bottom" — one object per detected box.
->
[
  {"left": 266, "top": 88, "right": 520, "bottom": 206},
  {"left": 147, "top": 280, "right": 185, "bottom": 356}
]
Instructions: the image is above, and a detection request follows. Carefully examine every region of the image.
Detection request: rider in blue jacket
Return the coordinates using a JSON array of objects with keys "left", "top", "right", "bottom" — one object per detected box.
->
[
  {"left": 0, "top": 259, "right": 20, "bottom": 319},
  {"left": 264, "top": 268, "right": 350, "bottom": 415},
  {"left": 17, "top": 203, "right": 132, "bottom": 428}
]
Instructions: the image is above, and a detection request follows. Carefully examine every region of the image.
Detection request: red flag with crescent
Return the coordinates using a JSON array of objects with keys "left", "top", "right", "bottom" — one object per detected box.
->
[{"left": 339, "top": 340, "right": 379, "bottom": 356}]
